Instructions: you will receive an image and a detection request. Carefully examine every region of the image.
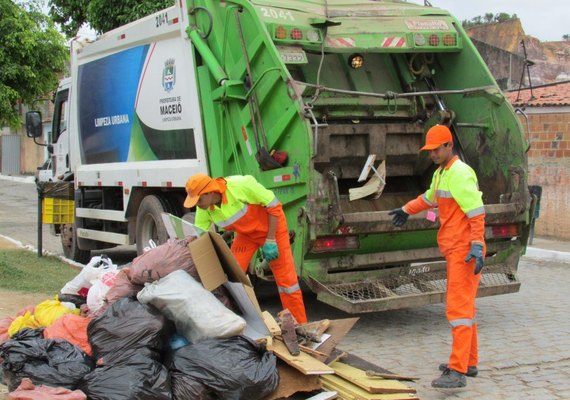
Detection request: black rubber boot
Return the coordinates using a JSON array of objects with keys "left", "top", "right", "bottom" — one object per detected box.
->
[
  {"left": 439, "top": 363, "right": 478, "bottom": 377},
  {"left": 431, "top": 368, "right": 467, "bottom": 388}
]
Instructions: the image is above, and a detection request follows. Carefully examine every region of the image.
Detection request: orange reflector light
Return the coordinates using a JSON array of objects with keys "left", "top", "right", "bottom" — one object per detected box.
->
[
  {"left": 311, "top": 236, "right": 359, "bottom": 253},
  {"left": 275, "top": 26, "right": 287, "bottom": 39},
  {"left": 348, "top": 54, "right": 364, "bottom": 69},
  {"left": 429, "top": 34, "right": 439, "bottom": 46},
  {"left": 443, "top": 34, "right": 456, "bottom": 46},
  {"left": 290, "top": 28, "right": 303, "bottom": 40},
  {"left": 490, "top": 224, "right": 519, "bottom": 238}
]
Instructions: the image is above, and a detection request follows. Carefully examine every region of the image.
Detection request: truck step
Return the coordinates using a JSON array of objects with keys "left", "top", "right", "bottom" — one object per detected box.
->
[{"left": 309, "top": 264, "right": 520, "bottom": 314}]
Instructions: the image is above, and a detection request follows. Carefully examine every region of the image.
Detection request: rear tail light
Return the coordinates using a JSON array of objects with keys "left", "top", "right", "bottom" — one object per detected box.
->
[
  {"left": 275, "top": 26, "right": 287, "bottom": 39},
  {"left": 488, "top": 224, "right": 519, "bottom": 239},
  {"left": 428, "top": 34, "right": 440, "bottom": 46},
  {"left": 290, "top": 28, "right": 303, "bottom": 40},
  {"left": 311, "top": 236, "right": 359, "bottom": 253},
  {"left": 443, "top": 34, "right": 456, "bottom": 46}
]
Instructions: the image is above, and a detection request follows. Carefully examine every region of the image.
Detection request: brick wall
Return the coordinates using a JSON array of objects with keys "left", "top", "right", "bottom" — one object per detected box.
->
[{"left": 523, "top": 111, "right": 570, "bottom": 240}]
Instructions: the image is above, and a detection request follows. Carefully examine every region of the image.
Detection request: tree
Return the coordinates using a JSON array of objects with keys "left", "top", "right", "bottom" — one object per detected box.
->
[
  {"left": 462, "top": 12, "right": 518, "bottom": 30},
  {"left": 0, "top": 0, "right": 68, "bottom": 128},
  {"left": 48, "top": 0, "right": 174, "bottom": 38},
  {"left": 563, "top": 34, "right": 570, "bottom": 41}
]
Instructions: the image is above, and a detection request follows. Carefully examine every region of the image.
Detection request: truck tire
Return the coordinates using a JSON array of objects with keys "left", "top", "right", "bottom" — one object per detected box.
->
[
  {"left": 60, "top": 223, "right": 91, "bottom": 264},
  {"left": 136, "top": 195, "right": 170, "bottom": 255}
]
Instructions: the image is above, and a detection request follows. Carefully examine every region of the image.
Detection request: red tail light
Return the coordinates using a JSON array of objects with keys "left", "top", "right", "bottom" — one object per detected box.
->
[
  {"left": 428, "top": 34, "right": 439, "bottom": 46},
  {"left": 489, "top": 224, "right": 519, "bottom": 238},
  {"left": 311, "top": 236, "right": 359, "bottom": 253}
]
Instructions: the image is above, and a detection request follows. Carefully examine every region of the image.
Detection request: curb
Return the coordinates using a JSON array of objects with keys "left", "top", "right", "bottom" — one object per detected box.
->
[{"left": 524, "top": 247, "right": 570, "bottom": 263}]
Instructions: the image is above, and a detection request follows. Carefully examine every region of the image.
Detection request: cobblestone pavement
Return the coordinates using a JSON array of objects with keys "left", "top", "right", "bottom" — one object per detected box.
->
[{"left": 278, "top": 256, "right": 570, "bottom": 400}]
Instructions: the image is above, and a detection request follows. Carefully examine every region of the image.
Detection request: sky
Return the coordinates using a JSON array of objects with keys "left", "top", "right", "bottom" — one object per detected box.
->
[{"left": 407, "top": 0, "right": 569, "bottom": 42}]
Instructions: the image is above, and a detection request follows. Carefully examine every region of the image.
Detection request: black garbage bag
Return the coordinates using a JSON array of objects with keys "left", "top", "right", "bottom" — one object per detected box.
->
[
  {"left": 170, "top": 336, "right": 279, "bottom": 400},
  {"left": 79, "top": 353, "right": 171, "bottom": 400},
  {"left": 0, "top": 337, "right": 94, "bottom": 391},
  {"left": 88, "top": 297, "right": 173, "bottom": 365},
  {"left": 171, "top": 370, "right": 213, "bottom": 400},
  {"left": 10, "top": 328, "right": 44, "bottom": 341}
]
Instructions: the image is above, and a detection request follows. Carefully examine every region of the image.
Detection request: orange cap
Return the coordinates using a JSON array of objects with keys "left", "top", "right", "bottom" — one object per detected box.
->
[
  {"left": 184, "top": 173, "right": 214, "bottom": 208},
  {"left": 420, "top": 125, "right": 453, "bottom": 151}
]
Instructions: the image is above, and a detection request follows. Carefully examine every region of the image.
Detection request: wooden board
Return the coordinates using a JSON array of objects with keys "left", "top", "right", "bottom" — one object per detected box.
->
[
  {"left": 317, "top": 318, "right": 359, "bottom": 362},
  {"left": 262, "top": 311, "right": 282, "bottom": 336},
  {"left": 330, "top": 362, "right": 416, "bottom": 394},
  {"left": 271, "top": 339, "right": 335, "bottom": 375},
  {"left": 321, "top": 375, "right": 419, "bottom": 400},
  {"left": 262, "top": 361, "right": 322, "bottom": 400}
]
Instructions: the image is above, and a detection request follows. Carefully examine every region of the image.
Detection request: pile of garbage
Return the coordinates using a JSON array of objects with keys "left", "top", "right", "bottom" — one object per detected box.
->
[{"left": 0, "top": 236, "right": 280, "bottom": 399}]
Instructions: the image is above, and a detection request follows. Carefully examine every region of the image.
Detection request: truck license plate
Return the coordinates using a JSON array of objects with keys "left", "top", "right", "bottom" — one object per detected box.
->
[{"left": 277, "top": 46, "right": 308, "bottom": 64}]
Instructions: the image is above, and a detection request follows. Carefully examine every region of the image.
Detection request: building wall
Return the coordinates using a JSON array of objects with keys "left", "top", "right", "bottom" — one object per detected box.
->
[{"left": 522, "top": 110, "right": 570, "bottom": 240}]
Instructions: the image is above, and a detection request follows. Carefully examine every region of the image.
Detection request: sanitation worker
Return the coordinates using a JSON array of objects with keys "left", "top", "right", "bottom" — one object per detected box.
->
[
  {"left": 389, "top": 125, "right": 485, "bottom": 388},
  {"left": 184, "top": 173, "right": 308, "bottom": 324}
]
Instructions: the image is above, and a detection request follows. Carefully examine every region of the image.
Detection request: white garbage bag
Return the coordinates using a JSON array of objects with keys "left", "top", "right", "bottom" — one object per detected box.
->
[{"left": 137, "top": 270, "right": 246, "bottom": 343}]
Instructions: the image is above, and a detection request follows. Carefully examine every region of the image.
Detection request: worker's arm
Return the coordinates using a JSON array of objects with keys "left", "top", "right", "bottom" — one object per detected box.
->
[
  {"left": 402, "top": 169, "right": 438, "bottom": 215},
  {"left": 194, "top": 207, "right": 213, "bottom": 232},
  {"left": 266, "top": 214, "right": 278, "bottom": 240},
  {"left": 449, "top": 166, "right": 485, "bottom": 246}
]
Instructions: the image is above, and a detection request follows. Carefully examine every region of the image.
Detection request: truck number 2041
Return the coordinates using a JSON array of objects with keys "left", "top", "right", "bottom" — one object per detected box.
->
[
  {"left": 156, "top": 12, "right": 168, "bottom": 28},
  {"left": 260, "top": 7, "right": 294, "bottom": 21}
]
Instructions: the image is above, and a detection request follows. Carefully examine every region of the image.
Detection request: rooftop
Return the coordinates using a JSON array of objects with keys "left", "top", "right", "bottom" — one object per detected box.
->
[{"left": 505, "top": 80, "right": 570, "bottom": 107}]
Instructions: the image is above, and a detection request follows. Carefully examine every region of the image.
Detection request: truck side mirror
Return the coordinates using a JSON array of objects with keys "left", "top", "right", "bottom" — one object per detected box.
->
[{"left": 25, "top": 111, "right": 43, "bottom": 138}]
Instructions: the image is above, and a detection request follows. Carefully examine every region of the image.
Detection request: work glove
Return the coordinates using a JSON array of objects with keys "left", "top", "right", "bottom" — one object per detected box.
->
[
  {"left": 262, "top": 239, "right": 279, "bottom": 261},
  {"left": 465, "top": 243, "right": 484, "bottom": 275},
  {"left": 388, "top": 208, "right": 409, "bottom": 227}
]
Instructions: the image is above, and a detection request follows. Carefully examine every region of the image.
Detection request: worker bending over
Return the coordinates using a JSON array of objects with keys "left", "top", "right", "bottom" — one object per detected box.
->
[
  {"left": 184, "top": 173, "right": 307, "bottom": 324},
  {"left": 389, "top": 125, "right": 485, "bottom": 388}
]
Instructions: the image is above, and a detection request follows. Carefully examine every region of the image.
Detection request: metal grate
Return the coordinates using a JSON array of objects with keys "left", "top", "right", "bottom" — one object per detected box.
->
[{"left": 325, "top": 265, "right": 516, "bottom": 303}]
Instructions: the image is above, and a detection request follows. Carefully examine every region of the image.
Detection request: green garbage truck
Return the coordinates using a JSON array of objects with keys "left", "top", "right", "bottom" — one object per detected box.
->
[{"left": 27, "top": 0, "right": 535, "bottom": 313}]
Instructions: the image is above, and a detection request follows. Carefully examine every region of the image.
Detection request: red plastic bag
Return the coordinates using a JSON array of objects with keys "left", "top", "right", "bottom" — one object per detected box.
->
[
  {"left": 43, "top": 314, "right": 93, "bottom": 355},
  {"left": 8, "top": 378, "right": 87, "bottom": 400}
]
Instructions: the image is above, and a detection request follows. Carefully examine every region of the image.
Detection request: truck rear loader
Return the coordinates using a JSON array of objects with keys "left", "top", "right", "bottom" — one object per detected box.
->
[{"left": 27, "top": 0, "right": 536, "bottom": 313}]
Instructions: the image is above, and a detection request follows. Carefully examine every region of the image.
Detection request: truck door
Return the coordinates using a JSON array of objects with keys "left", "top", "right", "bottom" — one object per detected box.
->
[{"left": 51, "top": 88, "right": 70, "bottom": 179}]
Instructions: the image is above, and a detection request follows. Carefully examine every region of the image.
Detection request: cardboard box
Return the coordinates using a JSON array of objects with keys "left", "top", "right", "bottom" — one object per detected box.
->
[{"left": 188, "top": 232, "right": 270, "bottom": 340}]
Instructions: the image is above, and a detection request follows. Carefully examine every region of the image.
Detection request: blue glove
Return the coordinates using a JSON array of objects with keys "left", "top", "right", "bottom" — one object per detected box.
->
[
  {"left": 465, "top": 243, "right": 484, "bottom": 274},
  {"left": 388, "top": 208, "right": 409, "bottom": 227},
  {"left": 262, "top": 239, "right": 279, "bottom": 261}
]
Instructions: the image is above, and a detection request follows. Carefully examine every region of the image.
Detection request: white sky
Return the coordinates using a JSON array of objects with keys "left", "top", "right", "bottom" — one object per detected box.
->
[{"left": 407, "top": 0, "right": 569, "bottom": 42}]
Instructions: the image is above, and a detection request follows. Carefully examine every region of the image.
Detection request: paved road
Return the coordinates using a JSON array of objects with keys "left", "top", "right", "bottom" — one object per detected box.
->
[{"left": 1, "top": 176, "right": 569, "bottom": 399}]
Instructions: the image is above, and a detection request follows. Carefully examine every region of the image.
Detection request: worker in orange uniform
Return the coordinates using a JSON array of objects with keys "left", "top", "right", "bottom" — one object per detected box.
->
[
  {"left": 184, "top": 173, "right": 308, "bottom": 324},
  {"left": 389, "top": 125, "right": 485, "bottom": 388}
]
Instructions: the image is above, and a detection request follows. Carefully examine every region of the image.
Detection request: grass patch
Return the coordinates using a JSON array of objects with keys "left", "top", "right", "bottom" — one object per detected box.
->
[{"left": 0, "top": 249, "right": 80, "bottom": 294}]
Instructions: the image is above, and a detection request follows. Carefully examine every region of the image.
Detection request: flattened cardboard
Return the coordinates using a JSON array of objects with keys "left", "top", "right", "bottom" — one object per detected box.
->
[{"left": 188, "top": 232, "right": 269, "bottom": 339}]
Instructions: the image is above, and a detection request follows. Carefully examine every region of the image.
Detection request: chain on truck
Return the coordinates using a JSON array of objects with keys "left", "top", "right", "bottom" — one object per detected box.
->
[{"left": 26, "top": 0, "right": 538, "bottom": 314}]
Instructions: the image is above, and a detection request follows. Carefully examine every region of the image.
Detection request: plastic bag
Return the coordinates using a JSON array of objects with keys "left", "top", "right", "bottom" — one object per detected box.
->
[
  {"left": 85, "top": 271, "right": 119, "bottom": 316},
  {"left": 34, "top": 297, "right": 80, "bottom": 327},
  {"left": 170, "top": 336, "right": 279, "bottom": 400},
  {"left": 104, "top": 267, "right": 144, "bottom": 306},
  {"left": 79, "top": 353, "right": 171, "bottom": 400},
  {"left": 8, "top": 312, "right": 41, "bottom": 337},
  {"left": 43, "top": 314, "right": 92, "bottom": 356},
  {"left": 128, "top": 238, "right": 195, "bottom": 285},
  {"left": 137, "top": 270, "right": 246, "bottom": 343},
  {"left": 0, "top": 337, "right": 95, "bottom": 391},
  {"left": 60, "top": 255, "right": 116, "bottom": 296},
  {"left": 8, "top": 378, "right": 87, "bottom": 400},
  {"left": 87, "top": 297, "right": 173, "bottom": 366}
]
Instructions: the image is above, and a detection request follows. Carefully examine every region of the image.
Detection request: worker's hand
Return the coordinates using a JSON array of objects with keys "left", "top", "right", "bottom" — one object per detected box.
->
[
  {"left": 388, "top": 208, "right": 409, "bottom": 227},
  {"left": 262, "top": 239, "right": 279, "bottom": 261},
  {"left": 465, "top": 243, "right": 484, "bottom": 274}
]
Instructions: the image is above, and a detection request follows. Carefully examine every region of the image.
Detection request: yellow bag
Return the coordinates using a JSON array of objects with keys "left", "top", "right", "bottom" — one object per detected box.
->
[
  {"left": 8, "top": 311, "right": 41, "bottom": 337},
  {"left": 34, "top": 296, "right": 80, "bottom": 327}
]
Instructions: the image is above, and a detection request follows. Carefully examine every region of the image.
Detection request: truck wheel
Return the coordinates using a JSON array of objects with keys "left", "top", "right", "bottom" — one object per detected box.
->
[
  {"left": 136, "top": 195, "right": 170, "bottom": 255},
  {"left": 61, "top": 223, "right": 91, "bottom": 264}
]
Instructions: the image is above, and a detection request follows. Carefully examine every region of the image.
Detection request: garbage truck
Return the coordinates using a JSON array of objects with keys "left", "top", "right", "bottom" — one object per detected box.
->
[{"left": 27, "top": 0, "right": 536, "bottom": 313}]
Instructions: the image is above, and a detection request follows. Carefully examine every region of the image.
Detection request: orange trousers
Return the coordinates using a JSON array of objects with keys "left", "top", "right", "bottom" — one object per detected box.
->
[
  {"left": 231, "top": 223, "right": 307, "bottom": 324},
  {"left": 445, "top": 247, "right": 481, "bottom": 374}
]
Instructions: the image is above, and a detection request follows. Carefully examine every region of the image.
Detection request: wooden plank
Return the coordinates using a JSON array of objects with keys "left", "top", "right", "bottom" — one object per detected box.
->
[
  {"left": 366, "top": 370, "right": 419, "bottom": 382},
  {"left": 330, "top": 362, "right": 416, "bottom": 394},
  {"left": 305, "top": 391, "right": 338, "bottom": 400},
  {"left": 271, "top": 339, "right": 335, "bottom": 375},
  {"left": 262, "top": 311, "right": 282, "bottom": 336},
  {"left": 261, "top": 361, "right": 322, "bottom": 400},
  {"left": 321, "top": 375, "right": 419, "bottom": 400},
  {"left": 318, "top": 318, "right": 359, "bottom": 362}
]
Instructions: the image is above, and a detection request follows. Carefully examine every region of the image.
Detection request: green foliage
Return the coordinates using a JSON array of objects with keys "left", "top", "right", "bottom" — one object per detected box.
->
[
  {"left": 462, "top": 12, "right": 518, "bottom": 30},
  {"left": 49, "top": 0, "right": 174, "bottom": 37},
  {"left": 0, "top": 249, "right": 80, "bottom": 293},
  {"left": 0, "top": 0, "right": 68, "bottom": 128}
]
